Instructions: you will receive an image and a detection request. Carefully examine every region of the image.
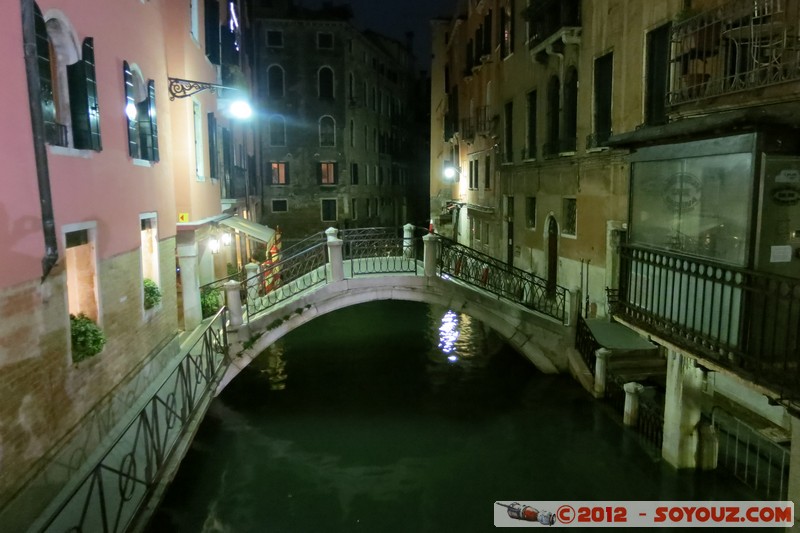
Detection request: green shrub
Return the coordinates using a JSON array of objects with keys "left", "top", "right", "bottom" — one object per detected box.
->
[
  {"left": 143, "top": 278, "right": 162, "bottom": 310},
  {"left": 201, "top": 286, "right": 221, "bottom": 318},
  {"left": 70, "top": 313, "right": 106, "bottom": 363}
]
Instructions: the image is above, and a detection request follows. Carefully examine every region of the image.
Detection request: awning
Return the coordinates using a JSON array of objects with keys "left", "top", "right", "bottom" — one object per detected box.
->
[{"left": 218, "top": 216, "right": 276, "bottom": 244}]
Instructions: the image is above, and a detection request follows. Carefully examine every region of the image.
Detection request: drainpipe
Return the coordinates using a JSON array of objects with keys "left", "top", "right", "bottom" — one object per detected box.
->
[{"left": 21, "top": 0, "right": 58, "bottom": 280}]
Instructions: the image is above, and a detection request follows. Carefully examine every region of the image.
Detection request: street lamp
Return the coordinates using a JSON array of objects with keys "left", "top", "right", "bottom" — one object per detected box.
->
[
  {"left": 167, "top": 76, "right": 253, "bottom": 119},
  {"left": 443, "top": 161, "right": 460, "bottom": 181}
]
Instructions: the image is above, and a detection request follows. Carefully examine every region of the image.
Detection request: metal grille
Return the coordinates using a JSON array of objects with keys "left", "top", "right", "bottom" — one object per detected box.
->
[{"left": 575, "top": 314, "right": 600, "bottom": 375}]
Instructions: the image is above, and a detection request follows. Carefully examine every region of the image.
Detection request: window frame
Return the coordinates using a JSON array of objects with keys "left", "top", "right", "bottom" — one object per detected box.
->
[{"left": 321, "top": 198, "right": 337, "bottom": 221}]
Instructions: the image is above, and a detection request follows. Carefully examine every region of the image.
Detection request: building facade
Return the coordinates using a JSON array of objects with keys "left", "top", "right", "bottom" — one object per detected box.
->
[
  {"left": 432, "top": 0, "right": 800, "bottom": 502},
  {"left": 251, "top": 3, "right": 424, "bottom": 240},
  {"left": 0, "top": 0, "right": 261, "bottom": 528}
]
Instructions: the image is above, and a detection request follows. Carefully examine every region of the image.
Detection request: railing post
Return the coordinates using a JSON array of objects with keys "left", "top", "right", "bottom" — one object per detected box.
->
[
  {"left": 325, "top": 226, "right": 339, "bottom": 241},
  {"left": 403, "top": 223, "right": 415, "bottom": 258},
  {"left": 245, "top": 262, "right": 260, "bottom": 307},
  {"left": 623, "top": 381, "right": 645, "bottom": 426},
  {"left": 224, "top": 280, "right": 244, "bottom": 328},
  {"left": 327, "top": 237, "right": 344, "bottom": 282},
  {"left": 423, "top": 233, "right": 439, "bottom": 277},
  {"left": 594, "top": 348, "right": 611, "bottom": 398}
]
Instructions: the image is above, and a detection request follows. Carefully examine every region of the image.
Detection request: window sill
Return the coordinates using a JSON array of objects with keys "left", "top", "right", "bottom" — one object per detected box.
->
[
  {"left": 561, "top": 232, "right": 577, "bottom": 240},
  {"left": 132, "top": 158, "right": 152, "bottom": 167},
  {"left": 48, "top": 145, "right": 93, "bottom": 158}
]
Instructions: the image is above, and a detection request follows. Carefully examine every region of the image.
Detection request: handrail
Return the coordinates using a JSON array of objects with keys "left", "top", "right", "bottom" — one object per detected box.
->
[
  {"left": 436, "top": 234, "right": 570, "bottom": 323},
  {"left": 33, "top": 309, "right": 230, "bottom": 532}
]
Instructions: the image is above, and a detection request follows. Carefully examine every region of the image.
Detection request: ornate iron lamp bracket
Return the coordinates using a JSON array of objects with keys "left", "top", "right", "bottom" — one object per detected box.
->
[{"left": 168, "top": 77, "right": 228, "bottom": 100}]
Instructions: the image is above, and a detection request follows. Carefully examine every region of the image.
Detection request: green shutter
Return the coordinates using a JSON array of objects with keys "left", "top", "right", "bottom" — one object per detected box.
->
[
  {"left": 34, "top": 5, "right": 57, "bottom": 144},
  {"left": 68, "top": 38, "right": 101, "bottom": 151},
  {"left": 333, "top": 162, "right": 339, "bottom": 184},
  {"left": 123, "top": 61, "right": 138, "bottom": 157},
  {"left": 316, "top": 162, "right": 322, "bottom": 184},
  {"left": 147, "top": 80, "right": 159, "bottom": 162},
  {"left": 285, "top": 161, "right": 290, "bottom": 184},
  {"left": 208, "top": 112, "right": 218, "bottom": 178}
]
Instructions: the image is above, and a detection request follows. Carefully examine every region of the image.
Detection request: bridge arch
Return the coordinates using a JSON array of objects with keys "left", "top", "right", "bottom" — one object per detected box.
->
[{"left": 219, "top": 275, "right": 573, "bottom": 392}]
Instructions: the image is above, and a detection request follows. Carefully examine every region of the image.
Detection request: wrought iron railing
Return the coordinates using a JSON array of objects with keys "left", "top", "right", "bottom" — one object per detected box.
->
[
  {"left": 713, "top": 408, "right": 790, "bottom": 500},
  {"left": 669, "top": 0, "right": 800, "bottom": 105},
  {"left": 616, "top": 244, "right": 800, "bottom": 400},
  {"left": 35, "top": 309, "right": 229, "bottom": 532},
  {"left": 340, "top": 227, "right": 418, "bottom": 276},
  {"left": 575, "top": 314, "right": 600, "bottom": 375},
  {"left": 525, "top": 0, "right": 582, "bottom": 51},
  {"left": 243, "top": 242, "right": 328, "bottom": 316},
  {"left": 437, "top": 235, "right": 569, "bottom": 323},
  {"left": 637, "top": 396, "right": 665, "bottom": 452}
]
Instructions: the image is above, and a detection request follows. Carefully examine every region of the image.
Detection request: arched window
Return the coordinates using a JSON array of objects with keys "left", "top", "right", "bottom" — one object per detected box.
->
[
  {"left": 269, "top": 115, "right": 286, "bottom": 146},
  {"left": 123, "top": 62, "right": 159, "bottom": 161},
  {"left": 563, "top": 67, "right": 578, "bottom": 152},
  {"left": 319, "top": 115, "right": 335, "bottom": 146},
  {"left": 349, "top": 119, "right": 354, "bottom": 147},
  {"left": 348, "top": 72, "right": 355, "bottom": 101},
  {"left": 37, "top": 5, "right": 101, "bottom": 150},
  {"left": 268, "top": 65, "right": 284, "bottom": 98},
  {"left": 318, "top": 66, "right": 334, "bottom": 99}
]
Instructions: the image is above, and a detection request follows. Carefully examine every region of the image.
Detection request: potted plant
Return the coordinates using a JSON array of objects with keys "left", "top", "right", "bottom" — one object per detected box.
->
[
  {"left": 143, "top": 278, "right": 162, "bottom": 310},
  {"left": 70, "top": 313, "right": 106, "bottom": 363}
]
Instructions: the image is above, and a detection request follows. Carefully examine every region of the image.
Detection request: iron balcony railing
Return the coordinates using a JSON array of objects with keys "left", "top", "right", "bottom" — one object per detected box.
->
[
  {"left": 525, "top": 0, "right": 582, "bottom": 50},
  {"left": 669, "top": 0, "right": 800, "bottom": 106},
  {"left": 35, "top": 309, "right": 229, "bottom": 532},
  {"left": 437, "top": 235, "right": 569, "bottom": 323},
  {"left": 616, "top": 244, "right": 800, "bottom": 400}
]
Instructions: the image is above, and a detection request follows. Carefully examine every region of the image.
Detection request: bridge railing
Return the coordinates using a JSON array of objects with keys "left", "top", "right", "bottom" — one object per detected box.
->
[
  {"left": 243, "top": 241, "right": 328, "bottom": 316},
  {"left": 34, "top": 308, "right": 229, "bottom": 533},
  {"left": 342, "top": 226, "right": 419, "bottom": 276},
  {"left": 437, "top": 235, "right": 570, "bottom": 323}
]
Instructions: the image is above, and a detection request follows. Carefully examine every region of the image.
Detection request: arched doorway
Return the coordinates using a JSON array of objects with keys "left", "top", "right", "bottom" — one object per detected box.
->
[{"left": 547, "top": 216, "right": 558, "bottom": 294}]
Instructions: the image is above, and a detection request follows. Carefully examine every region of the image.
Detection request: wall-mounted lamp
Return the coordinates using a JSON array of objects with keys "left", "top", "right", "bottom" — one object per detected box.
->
[
  {"left": 209, "top": 237, "right": 221, "bottom": 254},
  {"left": 443, "top": 161, "right": 460, "bottom": 182},
  {"left": 167, "top": 76, "right": 253, "bottom": 119},
  {"left": 221, "top": 232, "right": 232, "bottom": 246}
]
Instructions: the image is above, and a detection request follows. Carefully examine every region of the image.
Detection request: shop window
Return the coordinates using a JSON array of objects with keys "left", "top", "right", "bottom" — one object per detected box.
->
[
  {"left": 140, "top": 215, "right": 160, "bottom": 311},
  {"left": 64, "top": 223, "right": 99, "bottom": 322}
]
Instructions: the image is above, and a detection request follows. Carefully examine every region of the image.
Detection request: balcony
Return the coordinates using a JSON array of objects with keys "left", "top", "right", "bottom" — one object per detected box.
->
[
  {"left": 615, "top": 244, "right": 800, "bottom": 400},
  {"left": 669, "top": 0, "right": 800, "bottom": 106},
  {"left": 524, "top": 0, "right": 581, "bottom": 53},
  {"left": 474, "top": 106, "right": 497, "bottom": 135},
  {"left": 460, "top": 117, "right": 476, "bottom": 141}
]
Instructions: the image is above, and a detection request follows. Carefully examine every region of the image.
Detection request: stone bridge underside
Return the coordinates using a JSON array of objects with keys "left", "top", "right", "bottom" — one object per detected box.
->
[{"left": 218, "top": 274, "right": 575, "bottom": 393}]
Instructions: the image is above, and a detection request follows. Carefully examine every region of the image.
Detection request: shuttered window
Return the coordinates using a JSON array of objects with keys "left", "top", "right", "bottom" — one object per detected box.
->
[
  {"left": 68, "top": 38, "right": 101, "bottom": 151},
  {"left": 123, "top": 62, "right": 158, "bottom": 162}
]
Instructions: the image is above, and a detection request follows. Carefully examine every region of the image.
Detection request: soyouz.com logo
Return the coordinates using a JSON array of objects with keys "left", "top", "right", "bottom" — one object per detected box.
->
[{"left": 494, "top": 501, "right": 794, "bottom": 527}]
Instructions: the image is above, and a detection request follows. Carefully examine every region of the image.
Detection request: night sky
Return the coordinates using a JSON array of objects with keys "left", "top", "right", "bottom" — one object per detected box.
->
[{"left": 296, "top": 0, "right": 459, "bottom": 72}]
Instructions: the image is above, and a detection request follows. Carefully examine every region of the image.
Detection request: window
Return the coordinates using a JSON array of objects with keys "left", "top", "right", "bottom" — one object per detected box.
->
[
  {"left": 526, "top": 90, "right": 537, "bottom": 159},
  {"left": 365, "top": 164, "right": 371, "bottom": 185},
  {"left": 318, "top": 67, "right": 334, "bottom": 99},
  {"left": 500, "top": 0, "right": 515, "bottom": 58},
  {"left": 36, "top": 7, "right": 102, "bottom": 151},
  {"left": 593, "top": 53, "right": 613, "bottom": 146},
  {"left": 268, "top": 65, "right": 284, "bottom": 98},
  {"left": 123, "top": 62, "right": 159, "bottom": 162},
  {"left": 317, "top": 32, "right": 334, "bottom": 49},
  {"left": 272, "top": 199, "right": 288, "bottom": 212},
  {"left": 193, "top": 100, "right": 204, "bottom": 180},
  {"left": 64, "top": 222, "right": 99, "bottom": 323},
  {"left": 350, "top": 119, "right": 355, "bottom": 147},
  {"left": 190, "top": 0, "right": 199, "bottom": 41},
  {"left": 208, "top": 112, "right": 220, "bottom": 179},
  {"left": 351, "top": 162, "right": 359, "bottom": 184},
  {"left": 269, "top": 162, "right": 289, "bottom": 184},
  {"left": 373, "top": 128, "right": 378, "bottom": 152},
  {"left": 563, "top": 67, "right": 578, "bottom": 152},
  {"left": 318, "top": 162, "right": 337, "bottom": 185},
  {"left": 545, "top": 76, "right": 560, "bottom": 156},
  {"left": 351, "top": 198, "right": 358, "bottom": 219},
  {"left": 525, "top": 197, "right": 537, "bottom": 228},
  {"left": 267, "top": 30, "right": 283, "bottom": 47},
  {"left": 485, "top": 155, "right": 491, "bottom": 189},
  {"left": 363, "top": 125, "right": 368, "bottom": 150},
  {"left": 140, "top": 215, "right": 160, "bottom": 311},
  {"left": 504, "top": 101, "right": 513, "bottom": 163},
  {"left": 645, "top": 24, "right": 670, "bottom": 126},
  {"left": 321, "top": 199, "right": 337, "bottom": 221},
  {"left": 204, "top": 0, "right": 221, "bottom": 64},
  {"left": 349, "top": 72, "right": 355, "bottom": 100},
  {"left": 562, "top": 198, "right": 577, "bottom": 236},
  {"left": 468, "top": 159, "right": 476, "bottom": 189},
  {"left": 269, "top": 115, "right": 286, "bottom": 146},
  {"left": 319, "top": 116, "right": 335, "bottom": 146}
]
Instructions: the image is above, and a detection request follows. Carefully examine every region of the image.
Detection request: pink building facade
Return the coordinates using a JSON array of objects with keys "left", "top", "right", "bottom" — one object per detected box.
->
[{"left": 0, "top": 0, "right": 256, "bottom": 527}]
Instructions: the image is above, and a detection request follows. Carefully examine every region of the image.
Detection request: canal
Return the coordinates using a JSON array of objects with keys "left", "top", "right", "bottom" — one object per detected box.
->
[{"left": 148, "top": 300, "right": 762, "bottom": 532}]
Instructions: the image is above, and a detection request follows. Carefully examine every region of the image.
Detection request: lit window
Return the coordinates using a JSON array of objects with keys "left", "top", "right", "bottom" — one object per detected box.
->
[
  {"left": 140, "top": 215, "right": 160, "bottom": 311},
  {"left": 64, "top": 224, "right": 99, "bottom": 322},
  {"left": 319, "top": 162, "right": 337, "bottom": 184},
  {"left": 270, "top": 162, "right": 289, "bottom": 184}
]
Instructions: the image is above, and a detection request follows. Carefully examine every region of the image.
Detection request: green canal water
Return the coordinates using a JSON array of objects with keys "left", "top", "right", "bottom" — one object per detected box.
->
[{"left": 148, "top": 300, "right": 762, "bottom": 532}]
